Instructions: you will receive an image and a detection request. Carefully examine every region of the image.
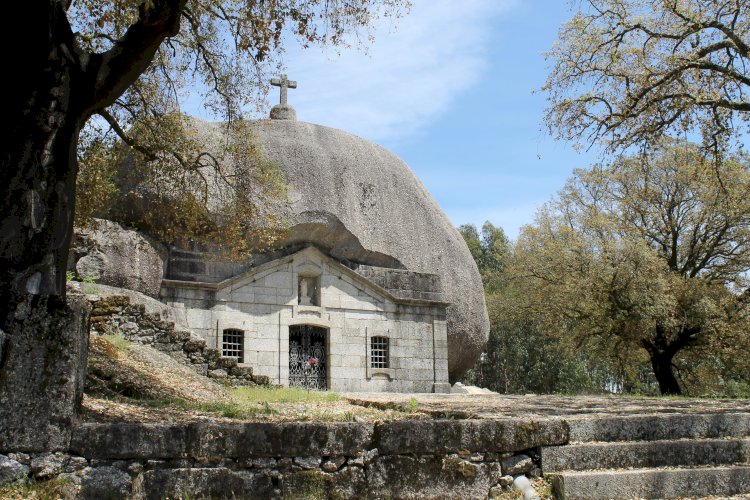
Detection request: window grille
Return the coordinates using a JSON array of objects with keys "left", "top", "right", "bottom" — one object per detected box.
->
[
  {"left": 370, "top": 336, "right": 389, "bottom": 369},
  {"left": 222, "top": 329, "right": 244, "bottom": 363}
]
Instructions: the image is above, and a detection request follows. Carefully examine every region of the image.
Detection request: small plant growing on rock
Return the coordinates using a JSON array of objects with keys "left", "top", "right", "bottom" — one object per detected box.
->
[{"left": 408, "top": 397, "right": 419, "bottom": 411}]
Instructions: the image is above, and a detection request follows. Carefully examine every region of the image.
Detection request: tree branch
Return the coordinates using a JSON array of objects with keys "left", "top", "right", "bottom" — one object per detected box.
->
[{"left": 83, "top": 0, "right": 187, "bottom": 116}]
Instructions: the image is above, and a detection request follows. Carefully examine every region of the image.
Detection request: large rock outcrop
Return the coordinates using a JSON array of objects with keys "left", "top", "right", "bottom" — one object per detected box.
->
[
  {"left": 68, "top": 219, "right": 165, "bottom": 298},
  {"left": 192, "top": 117, "right": 489, "bottom": 380}
]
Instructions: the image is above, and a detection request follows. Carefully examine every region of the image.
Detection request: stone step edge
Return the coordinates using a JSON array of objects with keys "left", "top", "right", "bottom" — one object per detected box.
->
[
  {"left": 567, "top": 412, "right": 750, "bottom": 443},
  {"left": 541, "top": 438, "right": 750, "bottom": 473},
  {"left": 565, "top": 436, "right": 750, "bottom": 446},
  {"left": 547, "top": 465, "right": 750, "bottom": 500},
  {"left": 550, "top": 463, "right": 750, "bottom": 475}
]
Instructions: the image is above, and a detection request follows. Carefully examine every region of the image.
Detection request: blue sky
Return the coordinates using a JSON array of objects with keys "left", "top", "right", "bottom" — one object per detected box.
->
[{"left": 267, "top": 0, "right": 600, "bottom": 239}]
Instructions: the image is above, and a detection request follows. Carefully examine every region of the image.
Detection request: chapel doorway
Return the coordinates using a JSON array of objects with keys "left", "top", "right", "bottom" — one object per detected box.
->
[{"left": 288, "top": 325, "right": 327, "bottom": 390}]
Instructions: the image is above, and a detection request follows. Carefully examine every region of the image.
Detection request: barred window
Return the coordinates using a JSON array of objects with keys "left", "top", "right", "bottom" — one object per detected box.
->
[
  {"left": 222, "top": 329, "right": 244, "bottom": 363},
  {"left": 370, "top": 336, "right": 389, "bottom": 369}
]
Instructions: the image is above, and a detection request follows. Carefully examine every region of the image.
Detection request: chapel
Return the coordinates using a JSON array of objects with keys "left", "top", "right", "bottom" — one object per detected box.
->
[{"left": 156, "top": 76, "right": 489, "bottom": 393}]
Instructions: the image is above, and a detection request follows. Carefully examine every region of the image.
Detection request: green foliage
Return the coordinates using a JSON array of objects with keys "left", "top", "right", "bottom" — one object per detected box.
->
[
  {"left": 459, "top": 222, "right": 509, "bottom": 293},
  {"left": 77, "top": 117, "right": 289, "bottom": 260},
  {"left": 100, "top": 332, "right": 131, "bottom": 353},
  {"left": 544, "top": 0, "right": 750, "bottom": 153},
  {"left": 461, "top": 142, "right": 750, "bottom": 397},
  {"left": 67, "top": 0, "right": 410, "bottom": 258},
  {"left": 65, "top": 271, "right": 97, "bottom": 284},
  {"left": 510, "top": 141, "right": 750, "bottom": 395}
]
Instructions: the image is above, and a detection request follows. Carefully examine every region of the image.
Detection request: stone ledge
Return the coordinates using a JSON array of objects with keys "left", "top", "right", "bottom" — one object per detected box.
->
[
  {"left": 70, "top": 419, "right": 568, "bottom": 460},
  {"left": 375, "top": 419, "right": 569, "bottom": 455},
  {"left": 70, "top": 422, "right": 374, "bottom": 459}
]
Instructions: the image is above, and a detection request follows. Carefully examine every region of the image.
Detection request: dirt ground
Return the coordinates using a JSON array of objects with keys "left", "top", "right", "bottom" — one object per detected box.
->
[
  {"left": 344, "top": 392, "right": 750, "bottom": 420},
  {"left": 82, "top": 390, "right": 750, "bottom": 424}
]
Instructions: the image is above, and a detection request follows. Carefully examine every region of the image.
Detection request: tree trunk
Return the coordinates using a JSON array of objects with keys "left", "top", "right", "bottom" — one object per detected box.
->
[
  {"left": 645, "top": 344, "right": 682, "bottom": 395},
  {"left": 0, "top": 1, "right": 183, "bottom": 452},
  {"left": 1, "top": 2, "right": 84, "bottom": 326}
]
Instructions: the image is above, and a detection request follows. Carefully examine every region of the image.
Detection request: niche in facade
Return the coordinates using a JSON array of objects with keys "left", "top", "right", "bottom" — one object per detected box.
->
[{"left": 298, "top": 274, "right": 321, "bottom": 306}]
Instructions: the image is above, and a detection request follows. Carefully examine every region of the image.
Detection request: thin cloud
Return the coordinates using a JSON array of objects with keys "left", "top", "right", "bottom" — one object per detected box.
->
[{"left": 279, "top": 0, "right": 517, "bottom": 142}]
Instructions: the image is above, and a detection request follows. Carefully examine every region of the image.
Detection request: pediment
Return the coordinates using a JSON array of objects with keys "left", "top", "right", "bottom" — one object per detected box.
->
[{"left": 162, "top": 245, "right": 447, "bottom": 307}]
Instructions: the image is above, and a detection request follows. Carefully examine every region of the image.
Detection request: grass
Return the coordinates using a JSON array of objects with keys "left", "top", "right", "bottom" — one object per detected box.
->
[
  {"left": 123, "top": 386, "right": 346, "bottom": 420},
  {"left": 100, "top": 332, "right": 130, "bottom": 353},
  {"left": 0, "top": 478, "right": 73, "bottom": 500},
  {"left": 228, "top": 385, "right": 340, "bottom": 404}
]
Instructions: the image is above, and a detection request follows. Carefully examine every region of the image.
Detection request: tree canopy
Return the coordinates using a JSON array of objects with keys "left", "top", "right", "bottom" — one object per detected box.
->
[
  {"left": 544, "top": 0, "right": 750, "bottom": 153},
  {"left": 71, "top": 0, "right": 409, "bottom": 257},
  {"left": 2, "top": 0, "right": 408, "bottom": 305},
  {"left": 458, "top": 222, "right": 509, "bottom": 293},
  {"left": 512, "top": 141, "right": 750, "bottom": 394}
]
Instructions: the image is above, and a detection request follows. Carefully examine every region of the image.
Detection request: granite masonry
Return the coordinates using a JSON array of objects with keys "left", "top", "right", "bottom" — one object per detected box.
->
[
  {"left": 162, "top": 246, "right": 451, "bottom": 393},
  {"left": 0, "top": 418, "right": 568, "bottom": 499}
]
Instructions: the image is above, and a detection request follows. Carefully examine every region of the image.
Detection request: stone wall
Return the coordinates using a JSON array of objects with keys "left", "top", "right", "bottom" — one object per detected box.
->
[
  {"left": 354, "top": 265, "right": 444, "bottom": 302},
  {"left": 88, "top": 294, "right": 269, "bottom": 386},
  {"left": 0, "top": 419, "right": 569, "bottom": 499}
]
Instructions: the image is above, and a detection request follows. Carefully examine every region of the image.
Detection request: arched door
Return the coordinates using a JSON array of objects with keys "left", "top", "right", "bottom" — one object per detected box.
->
[{"left": 288, "top": 325, "right": 327, "bottom": 390}]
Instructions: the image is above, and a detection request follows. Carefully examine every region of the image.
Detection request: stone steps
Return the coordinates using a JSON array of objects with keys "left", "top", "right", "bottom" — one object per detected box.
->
[
  {"left": 543, "top": 437, "right": 750, "bottom": 472},
  {"left": 543, "top": 413, "right": 750, "bottom": 499},
  {"left": 88, "top": 294, "right": 269, "bottom": 386},
  {"left": 567, "top": 413, "right": 750, "bottom": 442},
  {"left": 549, "top": 465, "right": 750, "bottom": 500}
]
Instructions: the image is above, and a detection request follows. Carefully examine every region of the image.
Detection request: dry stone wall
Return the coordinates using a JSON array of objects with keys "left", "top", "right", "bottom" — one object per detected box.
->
[
  {"left": 0, "top": 419, "right": 569, "bottom": 499},
  {"left": 87, "top": 294, "right": 269, "bottom": 386}
]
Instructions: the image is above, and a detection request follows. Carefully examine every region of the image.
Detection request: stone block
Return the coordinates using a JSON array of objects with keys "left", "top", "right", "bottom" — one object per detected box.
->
[
  {"left": 501, "top": 453, "right": 535, "bottom": 475},
  {"left": 0, "top": 455, "right": 29, "bottom": 484},
  {"left": 0, "top": 293, "right": 90, "bottom": 452},
  {"left": 257, "top": 351, "right": 275, "bottom": 366},
  {"left": 550, "top": 466, "right": 750, "bottom": 500},
  {"left": 71, "top": 423, "right": 190, "bottom": 459},
  {"left": 321, "top": 456, "right": 346, "bottom": 472},
  {"left": 294, "top": 456, "right": 321, "bottom": 469},
  {"left": 263, "top": 271, "right": 292, "bottom": 288},
  {"left": 366, "top": 455, "right": 502, "bottom": 499},
  {"left": 568, "top": 412, "right": 750, "bottom": 443},
  {"left": 542, "top": 438, "right": 750, "bottom": 473},
  {"left": 79, "top": 466, "right": 132, "bottom": 500},
  {"left": 376, "top": 419, "right": 569, "bottom": 455},
  {"left": 142, "top": 467, "right": 273, "bottom": 500},
  {"left": 30, "top": 452, "right": 68, "bottom": 479},
  {"left": 281, "top": 467, "right": 367, "bottom": 500}
]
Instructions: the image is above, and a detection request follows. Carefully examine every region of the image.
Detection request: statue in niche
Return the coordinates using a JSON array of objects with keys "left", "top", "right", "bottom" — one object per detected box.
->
[{"left": 298, "top": 275, "right": 319, "bottom": 306}]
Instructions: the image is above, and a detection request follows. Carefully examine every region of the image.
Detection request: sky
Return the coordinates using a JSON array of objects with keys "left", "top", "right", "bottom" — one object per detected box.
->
[{"left": 259, "top": 0, "right": 600, "bottom": 239}]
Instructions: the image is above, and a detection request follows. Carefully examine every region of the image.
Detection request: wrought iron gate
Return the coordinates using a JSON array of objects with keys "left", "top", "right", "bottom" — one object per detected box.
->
[{"left": 288, "top": 325, "right": 327, "bottom": 390}]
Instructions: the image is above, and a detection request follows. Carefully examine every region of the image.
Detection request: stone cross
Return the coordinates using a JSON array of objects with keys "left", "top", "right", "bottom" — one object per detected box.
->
[{"left": 271, "top": 74, "right": 297, "bottom": 106}]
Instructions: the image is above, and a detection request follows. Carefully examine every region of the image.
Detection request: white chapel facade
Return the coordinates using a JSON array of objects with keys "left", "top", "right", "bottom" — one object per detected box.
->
[{"left": 161, "top": 246, "right": 450, "bottom": 393}]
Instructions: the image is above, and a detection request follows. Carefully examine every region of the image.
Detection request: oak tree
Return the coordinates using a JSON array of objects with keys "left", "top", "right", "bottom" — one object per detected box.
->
[
  {"left": 513, "top": 141, "right": 750, "bottom": 394},
  {"left": 544, "top": 0, "right": 750, "bottom": 153},
  {"left": 1, "top": 0, "right": 408, "bottom": 329}
]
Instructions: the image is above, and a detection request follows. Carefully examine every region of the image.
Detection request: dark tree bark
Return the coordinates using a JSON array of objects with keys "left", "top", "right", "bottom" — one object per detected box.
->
[
  {"left": 641, "top": 324, "right": 701, "bottom": 395},
  {"left": 1, "top": 1, "right": 83, "bottom": 326},
  {"left": 0, "top": 0, "right": 184, "bottom": 328},
  {"left": 647, "top": 348, "right": 682, "bottom": 396},
  {"left": 0, "top": 2, "right": 184, "bottom": 450}
]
